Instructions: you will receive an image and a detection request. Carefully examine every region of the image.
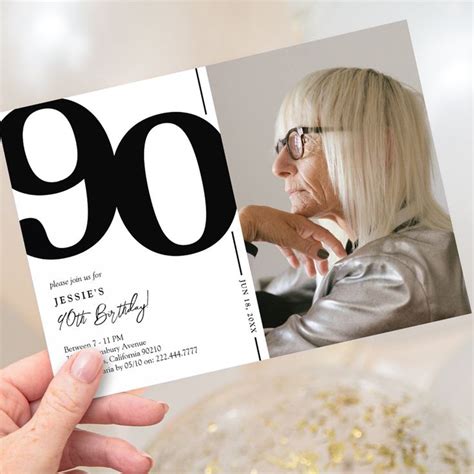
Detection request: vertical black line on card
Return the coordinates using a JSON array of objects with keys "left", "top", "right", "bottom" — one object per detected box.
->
[
  {"left": 195, "top": 68, "right": 207, "bottom": 115},
  {"left": 254, "top": 337, "right": 262, "bottom": 361},
  {"left": 231, "top": 231, "right": 242, "bottom": 276}
]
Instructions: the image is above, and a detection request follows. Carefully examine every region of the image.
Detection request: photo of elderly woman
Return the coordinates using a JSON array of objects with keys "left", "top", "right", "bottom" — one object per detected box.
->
[
  {"left": 207, "top": 24, "right": 471, "bottom": 358},
  {"left": 238, "top": 66, "right": 471, "bottom": 357}
]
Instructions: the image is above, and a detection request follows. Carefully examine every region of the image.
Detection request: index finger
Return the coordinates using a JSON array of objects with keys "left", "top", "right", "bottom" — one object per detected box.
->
[{"left": 307, "top": 222, "right": 347, "bottom": 258}]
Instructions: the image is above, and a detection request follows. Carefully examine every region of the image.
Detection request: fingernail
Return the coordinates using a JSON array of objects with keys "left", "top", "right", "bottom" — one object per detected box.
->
[
  {"left": 317, "top": 249, "right": 329, "bottom": 259},
  {"left": 139, "top": 451, "right": 155, "bottom": 470},
  {"left": 161, "top": 402, "right": 170, "bottom": 414},
  {"left": 71, "top": 350, "right": 103, "bottom": 383}
]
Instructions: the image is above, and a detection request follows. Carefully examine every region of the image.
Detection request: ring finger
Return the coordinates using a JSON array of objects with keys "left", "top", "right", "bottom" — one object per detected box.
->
[{"left": 60, "top": 429, "right": 153, "bottom": 473}]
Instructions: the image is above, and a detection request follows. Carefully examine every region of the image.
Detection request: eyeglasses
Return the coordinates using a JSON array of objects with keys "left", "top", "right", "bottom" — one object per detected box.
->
[{"left": 275, "top": 126, "right": 332, "bottom": 160}]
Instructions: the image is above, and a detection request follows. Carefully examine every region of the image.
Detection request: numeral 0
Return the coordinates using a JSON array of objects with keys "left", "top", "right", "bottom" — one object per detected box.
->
[{"left": 1, "top": 99, "right": 236, "bottom": 259}]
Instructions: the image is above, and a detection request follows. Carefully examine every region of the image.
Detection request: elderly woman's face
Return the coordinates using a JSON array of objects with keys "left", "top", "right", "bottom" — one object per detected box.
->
[{"left": 272, "top": 132, "right": 342, "bottom": 219}]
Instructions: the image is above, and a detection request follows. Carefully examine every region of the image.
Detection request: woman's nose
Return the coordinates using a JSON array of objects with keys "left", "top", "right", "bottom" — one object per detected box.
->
[{"left": 272, "top": 147, "right": 297, "bottom": 178}]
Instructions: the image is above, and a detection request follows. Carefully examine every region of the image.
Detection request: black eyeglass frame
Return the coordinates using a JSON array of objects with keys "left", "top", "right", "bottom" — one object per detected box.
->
[{"left": 275, "top": 126, "right": 335, "bottom": 160}]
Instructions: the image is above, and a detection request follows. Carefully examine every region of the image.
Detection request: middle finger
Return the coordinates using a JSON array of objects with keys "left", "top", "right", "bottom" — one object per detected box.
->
[{"left": 31, "top": 393, "right": 168, "bottom": 426}]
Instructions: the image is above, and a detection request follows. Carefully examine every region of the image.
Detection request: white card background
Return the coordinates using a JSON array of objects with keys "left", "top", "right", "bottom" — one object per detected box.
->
[{"left": 2, "top": 67, "right": 268, "bottom": 397}]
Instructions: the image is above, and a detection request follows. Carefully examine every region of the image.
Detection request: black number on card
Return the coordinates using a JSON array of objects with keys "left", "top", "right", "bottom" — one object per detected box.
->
[{"left": 1, "top": 99, "right": 236, "bottom": 259}]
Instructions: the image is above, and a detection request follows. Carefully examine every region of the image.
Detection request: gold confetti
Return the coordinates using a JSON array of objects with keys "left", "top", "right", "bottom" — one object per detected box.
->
[
  {"left": 299, "top": 451, "right": 318, "bottom": 467},
  {"left": 314, "top": 390, "right": 330, "bottom": 400},
  {"left": 167, "top": 386, "right": 473, "bottom": 474},
  {"left": 297, "top": 419, "right": 308, "bottom": 431},
  {"left": 309, "top": 422, "right": 320, "bottom": 434},
  {"left": 394, "top": 427, "right": 405, "bottom": 442},
  {"left": 383, "top": 404, "right": 398, "bottom": 418},
  {"left": 442, "top": 443, "right": 459, "bottom": 454},
  {"left": 402, "top": 448, "right": 416, "bottom": 467},
  {"left": 338, "top": 393, "right": 360, "bottom": 405},
  {"left": 379, "top": 445, "right": 394, "bottom": 458},
  {"left": 267, "top": 451, "right": 320, "bottom": 472},
  {"left": 207, "top": 423, "right": 218, "bottom": 433},
  {"left": 204, "top": 460, "right": 219, "bottom": 474},
  {"left": 325, "top": 428, "right": 336, "bottom": 440},
  {"left": 364, "top": 406, "right": 375, "bottom": 424},
  {"left": 328, "top": 442, "right": 345, "bottom": 464},
  {"left": 324, "top": 401, "right": 340, "bottom": 415},
  {"left": 374, "top": 445, "right": 396, "bottom": 471}
]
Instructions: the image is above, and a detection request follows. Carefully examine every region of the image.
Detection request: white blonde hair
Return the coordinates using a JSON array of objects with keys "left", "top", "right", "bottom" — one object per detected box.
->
[{"left": 275, "top": 67, "right": 452, "bottom": 247}]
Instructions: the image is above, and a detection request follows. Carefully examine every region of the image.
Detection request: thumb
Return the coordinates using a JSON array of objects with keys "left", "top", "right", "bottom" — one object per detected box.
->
[{"left": 27, "top": 349, "right": 103, "bottom": 456}]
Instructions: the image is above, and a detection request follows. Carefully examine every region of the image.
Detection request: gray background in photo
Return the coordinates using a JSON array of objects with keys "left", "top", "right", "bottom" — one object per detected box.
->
[{"left": 207, "top": 21, "right": 449, "bottom": 281}]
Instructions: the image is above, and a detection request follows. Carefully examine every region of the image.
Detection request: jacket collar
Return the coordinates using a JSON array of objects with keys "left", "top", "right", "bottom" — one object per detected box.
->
[{"left": 345, "top": 205, "right": 419, "bottom": 255}]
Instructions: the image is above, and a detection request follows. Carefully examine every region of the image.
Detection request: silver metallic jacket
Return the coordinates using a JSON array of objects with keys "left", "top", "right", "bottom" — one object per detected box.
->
[{"left": 257, "top": 224, "right": 471, "bottom": 358}]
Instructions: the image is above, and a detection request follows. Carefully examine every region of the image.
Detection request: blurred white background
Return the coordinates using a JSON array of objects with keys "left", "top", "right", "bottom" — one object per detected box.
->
[{"left": 1, "top": 2, "right": 472, "bottom": 471}]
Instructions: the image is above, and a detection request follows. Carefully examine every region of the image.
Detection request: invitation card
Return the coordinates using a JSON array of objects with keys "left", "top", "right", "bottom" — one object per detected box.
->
[
  {"left": 1, "top": 67, "right": 268, "bottom": 397},
  {"left": 3, "top": 22, "right": 470, "bottom": 398}
]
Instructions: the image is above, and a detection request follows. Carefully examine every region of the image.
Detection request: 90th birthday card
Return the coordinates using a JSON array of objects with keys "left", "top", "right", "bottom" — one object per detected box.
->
[
  {"left": 3, "top": 21, "right": 470, "bottom": 398},
  {"left": 1, "top": 67, "right": 268, "bottom": 397}
]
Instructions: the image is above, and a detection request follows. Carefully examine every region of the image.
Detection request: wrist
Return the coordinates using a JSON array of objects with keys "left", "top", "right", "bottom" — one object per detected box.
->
[{"left": 239, "top": 205, "right": 258, "bottom": 242}]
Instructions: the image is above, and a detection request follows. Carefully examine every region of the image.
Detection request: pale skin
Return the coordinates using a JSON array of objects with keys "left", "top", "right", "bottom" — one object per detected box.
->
[
  {"left": 239, "top": 132, "right": 355, "bottom": 277},
  {"left": 0, "top": 349, "right": 167, "bottom": 473}
]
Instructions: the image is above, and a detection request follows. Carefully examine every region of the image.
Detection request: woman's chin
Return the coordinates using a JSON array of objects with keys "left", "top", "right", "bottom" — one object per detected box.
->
[
  {"left": 289, "top": 199, "right": 327, "bottom": 218},
  {"left": 290, "top": 203, "right": 317, "bottom": 218},
  {"left": 289, "top": 194, "right": 319, "bottom": 216}
]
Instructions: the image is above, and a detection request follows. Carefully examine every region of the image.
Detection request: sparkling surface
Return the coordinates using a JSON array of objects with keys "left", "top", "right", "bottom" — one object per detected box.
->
[{"left": 148, "top": 371, "right": 473, "bottom": 473}]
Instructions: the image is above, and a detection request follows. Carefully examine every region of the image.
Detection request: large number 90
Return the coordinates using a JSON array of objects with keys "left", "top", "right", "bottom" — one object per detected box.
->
[{"left": 1, "top": 99, "right": 236, "bottom": 259}]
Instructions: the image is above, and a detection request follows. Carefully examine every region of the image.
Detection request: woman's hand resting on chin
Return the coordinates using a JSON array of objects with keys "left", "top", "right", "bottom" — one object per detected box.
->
[{"left": 239, "top": 205, "right": 347, "bottom": 277}]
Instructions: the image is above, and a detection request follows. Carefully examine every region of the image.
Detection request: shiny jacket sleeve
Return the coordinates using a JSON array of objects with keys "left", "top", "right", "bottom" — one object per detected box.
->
[
  {"left": 256, "top": 273, "right": 316, "bottom": 328},
  {"left": 246, "top": 248, "right": 316, "bottom": 328},
  {"left": 265, "top": 254, "right": 431, "bottom": 358}
]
